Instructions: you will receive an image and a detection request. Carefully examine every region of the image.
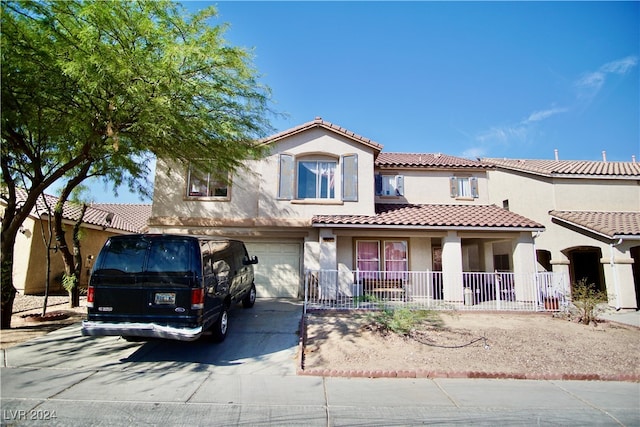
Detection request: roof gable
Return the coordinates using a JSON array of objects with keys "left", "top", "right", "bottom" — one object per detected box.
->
[{"left": 259, "top": 117, "right": 383, "bottom": 153}]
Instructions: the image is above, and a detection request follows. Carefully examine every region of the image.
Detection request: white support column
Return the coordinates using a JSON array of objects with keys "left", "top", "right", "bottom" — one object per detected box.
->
[
  {"left": 442, "top": 231, "right": 463, "bottom": 303},
  {"left": 512, "top": 232, "right": 537, "bottom": 303},
  {"left": 318, "top": 229, "right": 338, "bottom": 300},
  {"left": 601, "top": 243, "right": 637, "bottom": 310},
  {"left": 319, "top": 229, "right": 337, "bottom": 271}
]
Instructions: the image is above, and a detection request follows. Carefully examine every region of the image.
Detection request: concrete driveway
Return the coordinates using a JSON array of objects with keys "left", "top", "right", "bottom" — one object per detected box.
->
[{"left": 1, "top": 298, "right": 303, "bottom": 374}]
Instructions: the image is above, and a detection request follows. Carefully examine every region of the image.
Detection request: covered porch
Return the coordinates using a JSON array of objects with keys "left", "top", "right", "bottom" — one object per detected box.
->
[{"left": 306, "top": 204, "right": 554, "bottom": 311}]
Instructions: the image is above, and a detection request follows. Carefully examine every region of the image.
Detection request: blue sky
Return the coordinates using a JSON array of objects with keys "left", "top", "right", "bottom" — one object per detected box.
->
[{"left": 89, "top": 1, "right": 639, "bottom": 203}]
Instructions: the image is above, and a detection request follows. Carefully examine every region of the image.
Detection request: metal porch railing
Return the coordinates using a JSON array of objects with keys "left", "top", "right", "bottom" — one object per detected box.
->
[{"left": 303, "top": 270, "right": 569, "bottom": 313}]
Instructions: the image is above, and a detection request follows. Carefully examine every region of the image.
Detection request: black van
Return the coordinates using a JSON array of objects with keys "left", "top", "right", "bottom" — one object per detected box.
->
[{"left": 81, "top": 234, "right": 258, "bottom": 342}]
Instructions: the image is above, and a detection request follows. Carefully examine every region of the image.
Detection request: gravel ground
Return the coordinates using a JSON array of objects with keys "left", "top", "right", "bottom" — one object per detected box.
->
[{"left": 11, "top": 293, "right": 87, "bottom": 313}]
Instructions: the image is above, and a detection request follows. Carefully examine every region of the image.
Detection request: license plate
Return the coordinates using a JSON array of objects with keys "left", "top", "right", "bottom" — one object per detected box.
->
[{"left": 154, "top": 292, "right": 176, "bottom": 305}]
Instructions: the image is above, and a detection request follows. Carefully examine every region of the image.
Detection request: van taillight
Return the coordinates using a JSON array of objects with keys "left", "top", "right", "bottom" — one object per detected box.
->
[
  {"left": 191, "top": 288, "right": 204, "bottom": 309},
  {"left": 87, "top": 286, "right": 95, "bottom": 308}
]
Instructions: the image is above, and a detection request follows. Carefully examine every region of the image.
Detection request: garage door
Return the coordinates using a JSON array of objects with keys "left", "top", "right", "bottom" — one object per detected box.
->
[{"left": 244, "top": 242, "right": 301, "bottom": 298}]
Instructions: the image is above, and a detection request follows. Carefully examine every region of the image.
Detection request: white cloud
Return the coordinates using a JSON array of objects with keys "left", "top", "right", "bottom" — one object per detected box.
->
[
  {"left": 601, "top": 55, "right": 638, "bottom": 74},
  {"left": 476, "top": 125, "right": 527, "bottom": 144},
  {"left": 525, "top": 107, "right": 568, "bottom": 123},
  {"left": 575, "top": 55, "right": 638, "bottom": 95}
]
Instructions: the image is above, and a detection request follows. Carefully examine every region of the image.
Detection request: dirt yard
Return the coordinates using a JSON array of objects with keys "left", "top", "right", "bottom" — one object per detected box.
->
[{"left": 302, "top": 311, "right": 640, "bottom": 379}]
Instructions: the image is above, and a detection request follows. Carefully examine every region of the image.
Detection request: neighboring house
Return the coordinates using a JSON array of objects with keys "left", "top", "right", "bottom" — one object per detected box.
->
[
  {"left": 481, "top": 157, "right": 640, "bottom": 310},
  {"left": 3, "top": 189, "right": 151, "bottom": 295},
  {"left": 148, "top": 118, "right": 548, "bottom": 308}
]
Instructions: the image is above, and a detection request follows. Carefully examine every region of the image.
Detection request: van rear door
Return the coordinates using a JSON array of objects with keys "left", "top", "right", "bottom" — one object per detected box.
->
[{"left": 89, "top": 236, "right": 201, "bottom": 326}]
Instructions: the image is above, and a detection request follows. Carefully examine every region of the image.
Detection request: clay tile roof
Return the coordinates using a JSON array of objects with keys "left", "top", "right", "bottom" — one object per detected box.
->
[
  {"left": 482, "top": 158, "right": 640, "bottom": 178},
  {"left": 313, "top": 204, "right": 544, "bottom": 230},
  {"left": 376, "top": 153, "right": 490, "bottom": 169},
  {"left": 549, "top": 210, "right": 640, "bottom": 239},
  {"left": 14, "top": 188, "right": 151, "bottom": 233},
  {"left": 259, "top": 117, "right": 383, "bottom": 152}
]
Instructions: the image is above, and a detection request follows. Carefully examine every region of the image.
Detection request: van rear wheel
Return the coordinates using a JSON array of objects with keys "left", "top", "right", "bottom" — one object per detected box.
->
[
  {"left": 242, "top": 284, "right": 256, "bottom": 308},
  {"left": 210, "top": 307, "right": 229, "bottom": 342}
]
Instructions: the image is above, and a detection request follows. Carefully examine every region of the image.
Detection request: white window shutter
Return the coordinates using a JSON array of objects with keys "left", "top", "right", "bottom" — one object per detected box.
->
[
  {"left": 278, "top": 154, "right": 294, "bottom": 200},
  {"left": 449, "top": 176, "right": 458, "bottom": 197},
  {"left": 341, "top": 154, "right": 358, "bottom": 201},
  {"left": 470, "top": 177, "right": 479, "bottom": 198},
  {"left": 395, "top": 175, "right": 404, "bottom": 196}
]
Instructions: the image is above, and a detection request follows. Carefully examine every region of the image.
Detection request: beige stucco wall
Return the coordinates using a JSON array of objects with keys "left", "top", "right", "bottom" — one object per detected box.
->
[{"left": 151, "top": 128, "right": 378, "bottom": 223}]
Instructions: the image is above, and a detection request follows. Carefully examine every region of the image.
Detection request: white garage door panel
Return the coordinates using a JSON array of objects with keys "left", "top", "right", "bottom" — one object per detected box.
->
[{"left": 245, "top": 242, "right": 301, "bottom": 298}]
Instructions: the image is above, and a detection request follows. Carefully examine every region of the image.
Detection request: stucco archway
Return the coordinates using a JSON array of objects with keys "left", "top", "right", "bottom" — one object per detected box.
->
[{"left": 563, "top": 246, "right": 605, "bottom": 292}]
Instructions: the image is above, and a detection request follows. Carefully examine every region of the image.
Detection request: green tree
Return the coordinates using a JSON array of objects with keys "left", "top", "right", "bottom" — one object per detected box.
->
[{"left": 1, "top": 0, "right": 275, "bottom": 328}]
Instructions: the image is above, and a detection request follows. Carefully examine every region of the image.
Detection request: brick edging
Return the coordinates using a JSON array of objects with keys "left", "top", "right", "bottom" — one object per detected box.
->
[{"left": 297, "top": 311, "right": 640, "bottom": 383}]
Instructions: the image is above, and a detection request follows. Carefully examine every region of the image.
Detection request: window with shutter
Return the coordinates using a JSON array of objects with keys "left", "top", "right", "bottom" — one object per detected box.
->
[
  {"left": 450, "top": 176, "right": 479, "bottom": 199},
  {"left": 342, "top": 154, "right": 358, "bottom": 201},
  {"left": 376, "top": 174, "right": 404, "bottom": 196}
]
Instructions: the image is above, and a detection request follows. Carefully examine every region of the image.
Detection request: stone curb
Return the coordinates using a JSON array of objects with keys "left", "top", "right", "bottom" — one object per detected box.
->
[{"left": 296, "top": 310, "right": 640, "bottom": 383}]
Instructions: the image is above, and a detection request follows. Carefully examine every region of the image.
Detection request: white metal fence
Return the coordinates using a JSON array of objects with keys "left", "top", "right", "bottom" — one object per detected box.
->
[{"left": 304, "top": 270, "right": 569, "bottom": 312}]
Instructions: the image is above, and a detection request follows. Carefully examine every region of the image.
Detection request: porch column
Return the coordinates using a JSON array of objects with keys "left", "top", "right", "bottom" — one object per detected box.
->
[
  {"left": 512, "top": 232, "right": 537, "bottom": 303},
  {"left": 482, "top": 241, "right": 495, "bottom": 272},
  {"left": 319, "top": 229, "right": 337, "bottom": 270},
  {"left": 550, "top": 252, "right": 570, "bottom": 278},
  {"left": 601, "top": 244, "right": 637, "bottom": 310},
  {"left": 442, "top": 231, "right": 463, "bottom": 303}
]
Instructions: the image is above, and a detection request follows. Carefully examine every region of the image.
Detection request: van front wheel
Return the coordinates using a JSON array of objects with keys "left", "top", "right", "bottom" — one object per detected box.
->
[
  {"left": 211, "top": 307, "right": 229, "bottom": 342},
  {"left": 242, "top": 284, "right": 256, "bottom": 308}
]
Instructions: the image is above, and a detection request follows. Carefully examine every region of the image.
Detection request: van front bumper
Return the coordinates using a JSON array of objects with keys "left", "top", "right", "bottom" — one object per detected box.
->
[{"left": 81, "top": 321, "right": 203, "bottom": 341}]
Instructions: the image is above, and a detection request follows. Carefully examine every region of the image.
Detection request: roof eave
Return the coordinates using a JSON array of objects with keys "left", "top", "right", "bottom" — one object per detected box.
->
[{"left": 312, "top": 223, "right": 545, "bottom": 232}]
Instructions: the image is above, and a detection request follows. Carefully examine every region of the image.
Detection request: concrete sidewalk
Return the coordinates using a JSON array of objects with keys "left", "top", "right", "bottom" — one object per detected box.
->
[
  {"left": 598, "top": 308, "right": 640, "bottom": 328},
  {"left": 1, "top": 299, "right": 639, "bottom": 426}
]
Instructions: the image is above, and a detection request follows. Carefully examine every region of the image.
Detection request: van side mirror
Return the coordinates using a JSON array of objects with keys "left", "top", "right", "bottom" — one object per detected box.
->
[{"left": 243, "top": 256, "right": 258, "bottom": 265}]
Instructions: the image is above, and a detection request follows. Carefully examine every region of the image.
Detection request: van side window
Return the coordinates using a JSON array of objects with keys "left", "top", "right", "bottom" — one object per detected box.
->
[
  {"left": 100, "top": 239, "right": 147, "bottom": 273},
  {"left": 147, "top": 241, "right": 190, "bottom": 272}
]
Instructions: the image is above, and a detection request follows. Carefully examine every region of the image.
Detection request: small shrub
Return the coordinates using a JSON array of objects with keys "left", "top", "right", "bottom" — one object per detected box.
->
[
  {"left": 570, "top": 278, "right": 608, "bottom": 325},
  {"left": 369, "top": 308, "right": 440, "bottom": 335}
]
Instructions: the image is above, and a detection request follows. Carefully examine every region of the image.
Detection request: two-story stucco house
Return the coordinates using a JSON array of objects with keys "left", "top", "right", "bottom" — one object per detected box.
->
[
  {"left": 482, "top": 157, "right": 640, "bottom": 310},
  {"left": 148, "top": 118, "right": 551, "bottom": 309}
]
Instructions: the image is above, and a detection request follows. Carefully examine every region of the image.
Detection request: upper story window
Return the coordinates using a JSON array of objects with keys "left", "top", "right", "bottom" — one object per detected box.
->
[
  {"left": 375, "top": 174, "right": 404, "bottom": 196},
  {"left": 297, "top": 160, "right": 336, "bottom": 199},
  {"left": 186, "top": 163, "right": 229, "bottom": 200},
  {"left": 449, "top": 176, "right": 478, "bottom": 199},
  {"left": 278, "top": 153, "right": 358, "bottom": 202}
]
